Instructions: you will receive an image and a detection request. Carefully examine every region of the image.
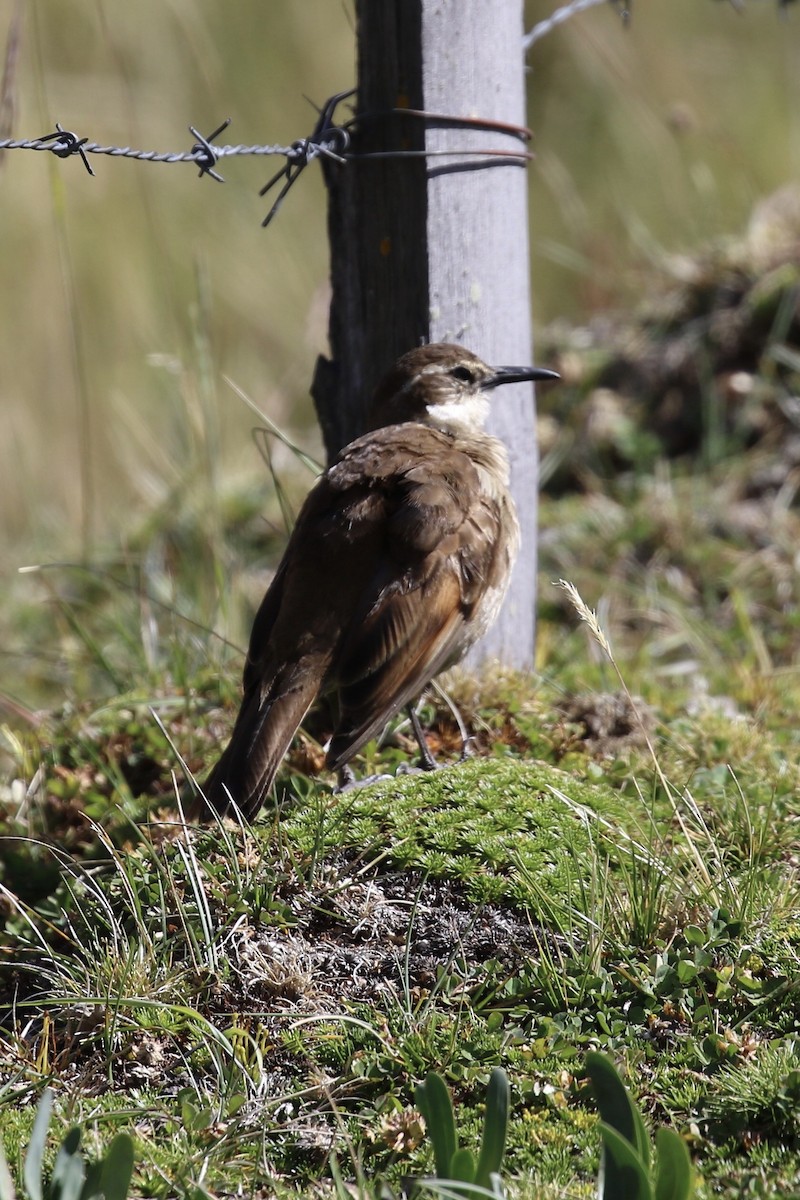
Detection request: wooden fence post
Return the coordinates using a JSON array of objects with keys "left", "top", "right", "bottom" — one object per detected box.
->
[{"left": 312, "top": 0, "right": 539, "bottom": 669}]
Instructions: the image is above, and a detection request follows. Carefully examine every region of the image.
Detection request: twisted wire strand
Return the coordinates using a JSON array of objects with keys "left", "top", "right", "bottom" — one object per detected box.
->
[
  {"left": 0, "top": 113, "right": 353, "bottom": 223},
  {"left": 524, "top": 0, "right": 630, "bottom": 51},
  {"left": 0, "top": 134, "right": 334, "bottom": 166}
]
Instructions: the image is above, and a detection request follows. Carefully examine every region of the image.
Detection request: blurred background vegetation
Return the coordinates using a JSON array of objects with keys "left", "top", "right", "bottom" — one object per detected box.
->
[{"left": 1, "top": 0, "right": 798, "bottom": 709}]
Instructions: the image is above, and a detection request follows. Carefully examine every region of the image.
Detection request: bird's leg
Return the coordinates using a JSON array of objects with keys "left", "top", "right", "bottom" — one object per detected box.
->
[
  {"left": 407, "top": 704, "right": 439, "bottom": 772},
  {"left": 430, "top": 680, "right": 475, "bottom": 762},
  {"left": 451, "top": 704, "right": 476, "bottom": 762},
  {"left": 458, "top": 733, "right": 477, "bottom": 762},
  {"left": 336, "top": 705, "right": 438, "bottom": 790}
]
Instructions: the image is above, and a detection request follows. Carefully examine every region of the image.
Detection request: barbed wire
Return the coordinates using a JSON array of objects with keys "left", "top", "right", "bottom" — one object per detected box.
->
[
  {"left": 524, "top": 0, "right": 630, "bottom": 50},
  {"left": 0, "top": 122, "right": 319, "bottom": 174},
  {"left": 0, "top": 105, "right": 354, "bottom": 226},
  {"left": 525, "top": 0, "right": 796, "bottom": 49},
  {"left": 0, "top": 90, "right": 533, "bottom": 227}
]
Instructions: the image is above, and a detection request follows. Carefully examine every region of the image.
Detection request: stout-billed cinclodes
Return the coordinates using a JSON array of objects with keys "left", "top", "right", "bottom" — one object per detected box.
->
[{"left": 201, "top": 342, "right": 558, "bottom": 820}]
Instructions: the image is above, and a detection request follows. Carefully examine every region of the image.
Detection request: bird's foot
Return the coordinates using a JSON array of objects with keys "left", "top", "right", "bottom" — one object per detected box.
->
[
  {"left": 334, "top": 764, "right": 395, "bottom": 793},
  {"left": 334, "top": 755, "right": 445, "bottom": 792},
  {"left": 398, "top": 734, "right": 475, "bottom": 775},
  {"left": 396, "top": 757, "right": 440, "bottom": 776}
]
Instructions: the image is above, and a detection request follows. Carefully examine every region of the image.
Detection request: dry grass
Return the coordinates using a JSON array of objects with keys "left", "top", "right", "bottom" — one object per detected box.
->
[{"left": 1, "top": 0, "right": 797, "bottom": 559}]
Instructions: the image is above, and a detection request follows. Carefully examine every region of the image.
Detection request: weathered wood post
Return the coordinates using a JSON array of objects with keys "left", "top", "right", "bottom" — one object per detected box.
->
[{"left": 312, "top": 0, "right": 539, "bottom": 668}]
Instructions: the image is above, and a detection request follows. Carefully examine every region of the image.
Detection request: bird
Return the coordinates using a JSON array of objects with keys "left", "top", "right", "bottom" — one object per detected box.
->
[{"left": 199, "top": 342, "right": 559, "bottom": 821}]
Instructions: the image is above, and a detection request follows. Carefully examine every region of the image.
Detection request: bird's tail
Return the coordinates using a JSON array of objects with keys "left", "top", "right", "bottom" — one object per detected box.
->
[{"left": 197, "top": 663, "right": 322, "bottom": 822}]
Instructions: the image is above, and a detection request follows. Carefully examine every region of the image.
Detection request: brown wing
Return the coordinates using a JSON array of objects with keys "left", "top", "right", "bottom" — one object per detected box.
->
[
  {"left": 321, "top": 426, "right": 506, "bottom": 767},
  {"left": 207, "top": 423, "right": 506, "bottom": 810}
]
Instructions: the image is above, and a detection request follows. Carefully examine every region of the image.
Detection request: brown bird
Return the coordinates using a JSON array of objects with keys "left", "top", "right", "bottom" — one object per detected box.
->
[{"left": 200, "top": 343, "right": 558, "bottom": 820}]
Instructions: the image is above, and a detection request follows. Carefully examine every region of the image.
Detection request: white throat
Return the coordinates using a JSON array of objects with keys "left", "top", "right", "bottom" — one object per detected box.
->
[{"left": 425, "top": 393, "right": 490, "bottom": 436}]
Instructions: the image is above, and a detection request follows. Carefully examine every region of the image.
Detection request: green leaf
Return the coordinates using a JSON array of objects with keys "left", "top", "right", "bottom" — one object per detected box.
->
[
  {"left": 598, "top": 1123, "right": 653, "bottom": 1200},
  {"left": 487, "top": 1171, "right": 505, "bottom": 1198},
  {"left": 327, "top": 1153, "right": 351, "bottom": 1200},
  {"left": 23, "top": 1091, "right": 53, "bottom": 1200},
  {"left": 0, "top": 1140, "right": 16, "bottom": 1200},
  {"left": 79, "top": 1161, "right": 103, "bottom": 1200},
  {"left": 91, "top": 1133, "right": 134, "bottom": 1200},
  {"left": 51, "top": 1147, "right": 86, "bottom": 1200},
  {"left": 475, "top": 1068, "right": 509, "bottom": 1189},
  {"left": 416, "top": 1073, "right": 457, "bottom": 1179},
  {"left": 449, "top": 1146, "right": 477, "bottom": 1184},
  {"left": 51, "top": 1126, "right": 83, "bottom": 1200},
  {"left": 654, "top": 1128, "right": 694, "bottom": 1200},
  {"left": 586, "top": 1052, "right": 650, "bottom": 1169}
]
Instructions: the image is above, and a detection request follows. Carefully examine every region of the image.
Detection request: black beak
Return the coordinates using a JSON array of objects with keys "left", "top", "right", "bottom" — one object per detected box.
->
[{"left": 484, "top": 365, "right": 560, "bottom": 389}]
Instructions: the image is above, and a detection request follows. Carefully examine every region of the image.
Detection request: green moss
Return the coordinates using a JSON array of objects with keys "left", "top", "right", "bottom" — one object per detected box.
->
[{"left": 282, "top": 757, "right": 624, "bottom": 909}]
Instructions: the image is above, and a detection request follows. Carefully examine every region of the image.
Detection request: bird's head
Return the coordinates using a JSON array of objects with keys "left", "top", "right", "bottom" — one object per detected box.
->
[{"left": 367, "top": 343, "right": 559, "bottom": 436}]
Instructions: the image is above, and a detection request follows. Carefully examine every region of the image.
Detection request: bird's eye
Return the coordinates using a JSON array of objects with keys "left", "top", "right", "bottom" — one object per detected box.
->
[{"left": 450, "top": 365, "right": 475, "bottom": 384}]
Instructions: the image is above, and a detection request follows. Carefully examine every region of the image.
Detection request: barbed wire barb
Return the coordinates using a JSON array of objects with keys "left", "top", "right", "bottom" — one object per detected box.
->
[
  {"left": 187, "top": 118, "right": 230, "bottom": 182},
  {"left": 34, "top": 123, "right": 94, "bottom": 175},
  {"left": 259, "top": 88, "right": 354, "bottom": 227}
]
